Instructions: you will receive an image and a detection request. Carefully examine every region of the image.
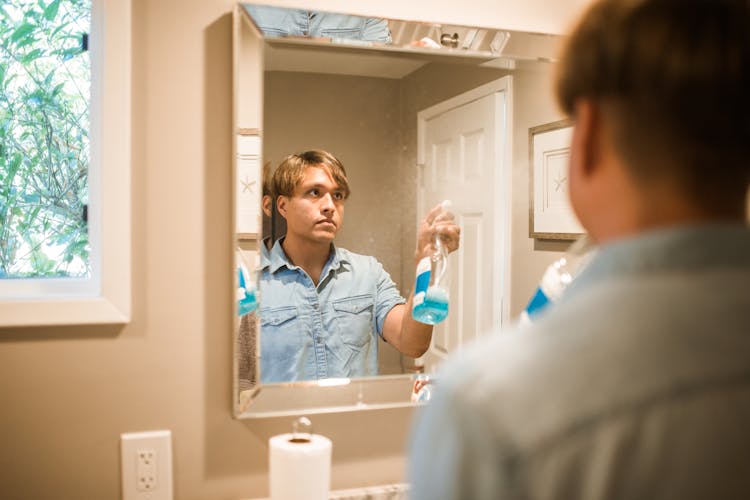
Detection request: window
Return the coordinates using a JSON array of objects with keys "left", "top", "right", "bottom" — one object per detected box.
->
[
  {"left": 1, "top": 0, "right": 91, "bottom": 282},
  {"left": 0, "top": 0, "right": 130, "bottom": 326}
]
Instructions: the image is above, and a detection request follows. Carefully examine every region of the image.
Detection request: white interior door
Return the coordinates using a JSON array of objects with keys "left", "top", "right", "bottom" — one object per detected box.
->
[{"left": 416, "top": 77, "right": 512, "bottom": 373}]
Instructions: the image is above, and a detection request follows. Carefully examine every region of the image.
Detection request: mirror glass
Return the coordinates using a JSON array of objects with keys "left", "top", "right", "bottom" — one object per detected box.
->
[{"left": 233, "top": 3, "right": 563, "bottom": 416}]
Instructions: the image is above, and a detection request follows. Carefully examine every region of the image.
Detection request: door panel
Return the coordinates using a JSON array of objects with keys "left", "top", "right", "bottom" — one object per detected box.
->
[{"left": 417, "top": 83, "right": 509, "bottom": 372}]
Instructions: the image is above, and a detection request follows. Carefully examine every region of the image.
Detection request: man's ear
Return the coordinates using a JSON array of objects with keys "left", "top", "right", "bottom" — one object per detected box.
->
[
  {"left": 569, "top": 99, "right": 602, "bottom": 179},
  {"left": 568, "top": 99, "right": 603, "bottom": 234},
  {"left": 276, "top": 195, "right": 289, "bottom": 219},
  {"left": 261, "top": 195, "right": 273, "bottom": 218}
]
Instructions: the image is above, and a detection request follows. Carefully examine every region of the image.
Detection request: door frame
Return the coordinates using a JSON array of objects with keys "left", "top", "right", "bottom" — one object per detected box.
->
[{"left": 416, "top": 76, "right": 513, "bottom": 336}]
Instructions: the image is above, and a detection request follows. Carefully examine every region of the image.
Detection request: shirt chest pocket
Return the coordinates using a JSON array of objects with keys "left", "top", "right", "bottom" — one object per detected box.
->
[
  {"left": 317, "top": 15, "right": 363, "bottom": 39},
  {"left": 259, "top": 305, "right": 301, "bottom": 364},
  {"left": 260, "top": 306, "right": 297, "bottom": 326},
  {"left": 260, "top": 305, "right": 299, "bottom": 334},
  {"left": 332, "top": 294, "right": 375, "bottom": 349}
]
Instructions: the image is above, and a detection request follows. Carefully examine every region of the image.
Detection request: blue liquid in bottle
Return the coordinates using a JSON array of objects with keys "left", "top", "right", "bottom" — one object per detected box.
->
[
  {"left": 413, "top": 286, "right": 449, "bottom": 324},
  {"left": 237, "top": 262, "right": 258, "bottom": 316},
  {"left": 412, "top": 200, "right": 452, "bottom": 325}
]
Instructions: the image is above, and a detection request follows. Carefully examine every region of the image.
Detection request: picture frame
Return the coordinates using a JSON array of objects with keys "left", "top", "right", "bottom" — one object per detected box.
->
[{"left": 528, "top": 119, "right": 584, "bottom": 240}]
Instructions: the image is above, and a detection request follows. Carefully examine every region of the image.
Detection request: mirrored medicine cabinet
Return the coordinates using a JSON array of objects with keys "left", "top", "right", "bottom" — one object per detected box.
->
[{"left": 232, "top": 2, "right": 564, "bottom": 417}]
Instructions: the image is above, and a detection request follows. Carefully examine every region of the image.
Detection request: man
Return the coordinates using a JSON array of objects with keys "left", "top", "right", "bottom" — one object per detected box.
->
[
  {"left": 260, "top": 150, "right": 459, "bottom": 383},
  {"left": 409, "top": 0, "right": 750, "bottom": 498}
]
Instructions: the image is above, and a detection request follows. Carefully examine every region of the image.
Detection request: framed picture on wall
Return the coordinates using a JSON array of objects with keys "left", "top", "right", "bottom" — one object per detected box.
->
[{"left": 528, "top": 119, "right": 584, "bottom": 240}]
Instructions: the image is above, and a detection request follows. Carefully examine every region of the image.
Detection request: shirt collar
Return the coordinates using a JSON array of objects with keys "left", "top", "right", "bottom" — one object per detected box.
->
[
  {"left": 263, "top": 237, "right": 350, "bottom": 275},
  {"left": 566, "top": 222, "right": 750, "bottom": 298}
]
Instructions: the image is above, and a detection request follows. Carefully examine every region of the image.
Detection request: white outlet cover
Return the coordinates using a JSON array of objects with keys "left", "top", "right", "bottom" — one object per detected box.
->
[{"left": 121, "top": 430, "right": 173, "bottom": 500}]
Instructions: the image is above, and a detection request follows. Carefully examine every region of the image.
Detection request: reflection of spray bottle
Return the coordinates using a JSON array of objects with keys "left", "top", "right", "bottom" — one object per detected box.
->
[
  {"left": 236, "top": 249, "right": 258, "bottom": 316},
  {"left": 411, "top": 375, "right": 433, "bottom": 403},
  {"left": 520, "top": 236, "right": 594, "bottom": 324},
  {"left": 412, "top": 200, "right": 452, "bottom": 325}
]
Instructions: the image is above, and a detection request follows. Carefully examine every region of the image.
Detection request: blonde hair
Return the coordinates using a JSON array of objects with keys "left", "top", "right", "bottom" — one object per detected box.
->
[{"left": 272, "top": 149, "right": 351, "bottom": 199}]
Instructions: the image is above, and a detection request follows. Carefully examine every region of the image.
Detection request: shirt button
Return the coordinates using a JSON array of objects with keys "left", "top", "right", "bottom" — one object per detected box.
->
[
  {"left": 316, "top": 337, "right": 323, "bottom": 344},
  {"left": 312, "top": 303, "right": 319, "bottom": 310}
]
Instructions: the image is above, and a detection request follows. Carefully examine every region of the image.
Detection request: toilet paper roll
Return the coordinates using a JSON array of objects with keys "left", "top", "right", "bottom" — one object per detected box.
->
[{"left": 269, "top": 433, "right": 332, "bottom": 500}]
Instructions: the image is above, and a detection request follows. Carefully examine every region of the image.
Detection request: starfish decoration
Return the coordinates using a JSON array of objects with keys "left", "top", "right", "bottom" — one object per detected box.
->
[
  {"left": 553, "top": 172, "right": 567, "bottom": 192},
  {"left": 241, "top": 176, "right": 257, "bottom": 194}
]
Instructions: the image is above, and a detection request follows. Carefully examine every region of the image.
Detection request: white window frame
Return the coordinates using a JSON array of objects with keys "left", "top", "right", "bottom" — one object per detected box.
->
[{"left": 0, "top": 0, "right": 131, "bottom": 327}]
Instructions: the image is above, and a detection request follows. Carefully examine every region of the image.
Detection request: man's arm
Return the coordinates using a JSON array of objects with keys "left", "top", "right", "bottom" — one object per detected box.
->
[
  {"left": 381, "top": 300, "right": 433, "bottom": 358},
  {"left": 382, "top": 203, "right": 460, "bottom": 357}
]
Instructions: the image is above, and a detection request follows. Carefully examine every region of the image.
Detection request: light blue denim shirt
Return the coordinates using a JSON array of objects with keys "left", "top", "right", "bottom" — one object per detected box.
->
[
  {"left": 410, "top": 224, "right": 750, "bottom": 500},
  {"left": 259, "top": 239, "right": 406, "bottom": 383},
  {"left": 244, "top": 5, "right": 392, "bottom": 44}
]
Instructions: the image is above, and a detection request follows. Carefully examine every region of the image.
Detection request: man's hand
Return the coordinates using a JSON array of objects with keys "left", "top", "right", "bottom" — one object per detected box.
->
[{"left": 415, "top": 202, "right": 461, "bottom": 263}]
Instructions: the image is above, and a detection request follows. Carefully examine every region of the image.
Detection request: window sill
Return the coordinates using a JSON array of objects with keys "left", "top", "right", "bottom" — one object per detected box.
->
[{"left": 0, "top": 296, "right": 129, "bottom": 327}]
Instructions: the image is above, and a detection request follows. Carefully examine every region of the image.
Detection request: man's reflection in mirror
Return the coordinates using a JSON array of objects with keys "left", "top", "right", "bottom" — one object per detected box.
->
[
  {"left": 259, "top": 150, "right": 460, "bottom": 383},
  {"left": 245, "top": 5, "right": 392, "bottom": 44},
  {"left": 237, "top": 162, "right": 276, "bottom": 392}
]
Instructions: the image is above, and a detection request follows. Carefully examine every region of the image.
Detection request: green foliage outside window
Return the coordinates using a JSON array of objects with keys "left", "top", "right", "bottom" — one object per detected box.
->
[{"left": 0, "top": 0, "right": 91, "bottom": 278}]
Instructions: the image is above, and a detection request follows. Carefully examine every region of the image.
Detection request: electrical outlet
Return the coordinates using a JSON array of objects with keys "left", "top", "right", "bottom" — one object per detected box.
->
[
  {"left": 136, "top": 449, "right": 157, "bottom": 491},
  {"left": 121, "top": 430, "right": 173, "bottom": 500}
]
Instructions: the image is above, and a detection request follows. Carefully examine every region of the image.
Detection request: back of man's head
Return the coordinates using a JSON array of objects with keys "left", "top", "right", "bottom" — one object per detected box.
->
[{"left": 556, "top": 0, "right": 750, "bottom": 214}]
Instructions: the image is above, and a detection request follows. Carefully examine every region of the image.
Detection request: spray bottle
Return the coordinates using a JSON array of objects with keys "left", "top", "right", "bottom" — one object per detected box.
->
[
  {"left": 412, "top": 200, "right": 452, "bottom": 325},
  {"left": 236, "top": 248, "right": 258, "bottom": 316},
  {"left": 520, "top": 235, "right": 594, "bottom": 324}
]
